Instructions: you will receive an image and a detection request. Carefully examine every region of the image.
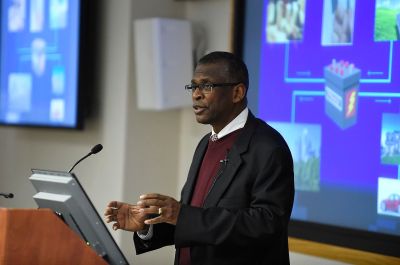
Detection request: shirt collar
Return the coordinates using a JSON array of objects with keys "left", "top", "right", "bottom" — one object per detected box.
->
[{"left": 211, "top": 107, "right": 249, "bottom": 139}]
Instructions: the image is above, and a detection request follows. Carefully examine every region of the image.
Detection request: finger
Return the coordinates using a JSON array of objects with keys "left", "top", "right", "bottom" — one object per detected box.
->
[
  {"left": 139, "top": 206, "right": 160, "bottom": 215},
  {"left": 112, "top": 223, "right": 120, "bottom": 231},
  {"left": 139, "top": 193, "right": 169, "bottom": 200},
  {"left": 105, "top": 215, "right": 114, "bottom": 223},
  {"left": 137, "top": 198, "right": 165, "bottom": 208},
  {"left": 144, "top": 215, "right": 164, "bottom": 225},
  {"left": 104, "top": 206, "right": 120, "bottom": 216},
  {"left": 134, "top": 203, "right": 146, "bottom": 209},
  {"left": 104, "top": 207, "right": 116, "bottom": 216},
  {"left": 157, "top": 207, "right": 172, "bottom": 220},
  {"left": 107, "top": 201, "right": 119, "bottom": 208}
]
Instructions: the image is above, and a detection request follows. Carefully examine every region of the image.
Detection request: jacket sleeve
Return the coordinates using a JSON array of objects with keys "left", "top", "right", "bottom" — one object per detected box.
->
[
  {"left": 174, "top": 146, "right": 294, "bottom": 248},
  {"left": 134, "top": 223, "right": 176, "bottom": 254}
]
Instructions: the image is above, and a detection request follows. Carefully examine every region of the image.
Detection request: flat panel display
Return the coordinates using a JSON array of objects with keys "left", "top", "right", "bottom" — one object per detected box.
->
[
  {"left": 29, "top": 169, "right": 129, "bottom": 265},
  {"left": 240, "top": 0, "right": 400, "bottom": 256},
  {"left": 0, "top": 0, "right": 86, "bottom": 128}
]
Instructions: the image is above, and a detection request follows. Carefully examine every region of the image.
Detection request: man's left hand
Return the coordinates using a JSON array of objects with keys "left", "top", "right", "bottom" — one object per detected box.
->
[{"left": 137, "top": 193, "right": 181, "bottom": 225}]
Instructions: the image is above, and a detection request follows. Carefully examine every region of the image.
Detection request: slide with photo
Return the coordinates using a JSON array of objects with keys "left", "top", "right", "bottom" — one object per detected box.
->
[
  {"left": 0, "top": 0, "right": 81, "bottom": 128},
  {"left": 246, "top": 0, "right": 400, "bottom": 237}
]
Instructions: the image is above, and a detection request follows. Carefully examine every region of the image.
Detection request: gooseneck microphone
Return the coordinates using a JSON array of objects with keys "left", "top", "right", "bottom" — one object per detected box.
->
[
  {"left": 0, "top": 192, "right": 14, "bottom": 199},
  {"left": 68, "top": 144, "right": 103, "bottom": 173}
]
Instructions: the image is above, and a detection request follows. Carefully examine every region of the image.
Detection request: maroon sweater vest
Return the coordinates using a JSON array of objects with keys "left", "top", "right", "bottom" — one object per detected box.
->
[{"left": 179, "top": 129, "right": 242, "bottom": 265}]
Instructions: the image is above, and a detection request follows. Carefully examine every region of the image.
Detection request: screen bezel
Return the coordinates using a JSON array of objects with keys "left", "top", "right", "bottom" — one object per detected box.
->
[{"left": 233, "top": 0, "right": 400, "bottom": 258}]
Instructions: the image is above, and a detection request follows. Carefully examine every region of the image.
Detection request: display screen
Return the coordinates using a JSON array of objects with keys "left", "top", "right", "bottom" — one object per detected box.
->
[
  {"left": 242, "top": 0, "right": 400, "bottom": 240},
  {"left": 29, "top": 169, "right": 129, "bottom": 265},
  {"left": 0, "top": 0, "right": 83, "bottom": 128}
]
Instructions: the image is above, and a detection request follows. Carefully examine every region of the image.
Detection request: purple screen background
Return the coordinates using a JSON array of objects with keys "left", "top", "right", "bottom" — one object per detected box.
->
[{"left": 254, "top": 0, "right": 400, "bottom": 235}]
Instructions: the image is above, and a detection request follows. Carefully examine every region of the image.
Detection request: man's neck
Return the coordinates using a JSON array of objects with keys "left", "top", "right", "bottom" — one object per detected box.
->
[
  {"left": 211, "top": 107, "right": 248, "bottom": 139},
  {"left": 212, "top": 105, "right": 246, "bottom": 133}
]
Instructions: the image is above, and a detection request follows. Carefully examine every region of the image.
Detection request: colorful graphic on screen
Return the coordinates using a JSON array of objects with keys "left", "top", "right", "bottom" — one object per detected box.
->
[
  {"left": 374, "top": 0, "right": 400, "bottom": 41},
  {"left": 378, "top": 177, "right": 400, "bottom": 217},
  {"left": 266, "top": 0, "right": 306, "bottom": 43},
  {"left": 257, "top": 0, "right": 400, "bottom": 235},
  {"left": 321, "top": 0, "right": 356, "bottom": 46},
  {"left": 0, "top": 0, "right": 81, "bottom": 128},
  {"left": 269, "top": 122, "right": 321, "bottom": 192},
  {"left": 381, "top": 113, "right": 400, "bottom": 165}
]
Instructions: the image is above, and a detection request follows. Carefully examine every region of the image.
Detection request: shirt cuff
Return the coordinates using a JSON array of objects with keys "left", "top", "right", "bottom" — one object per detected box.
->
[{"left": 136, "top": 224, "right": 153, "bottom": 240}]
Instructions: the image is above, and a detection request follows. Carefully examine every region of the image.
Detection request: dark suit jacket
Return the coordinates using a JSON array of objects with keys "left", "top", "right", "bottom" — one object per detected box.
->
[{"left": 134, "top": 112, "right": 294, "bottom": 265}]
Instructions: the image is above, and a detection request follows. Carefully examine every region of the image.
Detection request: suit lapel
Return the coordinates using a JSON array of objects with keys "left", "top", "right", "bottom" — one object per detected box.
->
[
  {"left": 203, "top": 113, "right": 257, "bottom": 207},
  {"left": 202, "top": 149, "right": 243, "bottom": 207},
  {"left": 181, "top": 134, "right": 210, "bottom": 204}
]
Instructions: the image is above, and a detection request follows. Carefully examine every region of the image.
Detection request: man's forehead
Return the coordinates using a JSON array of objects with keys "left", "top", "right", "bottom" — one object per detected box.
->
[{"left": 193, "top": 63, "right": 229, "bottom": 80}]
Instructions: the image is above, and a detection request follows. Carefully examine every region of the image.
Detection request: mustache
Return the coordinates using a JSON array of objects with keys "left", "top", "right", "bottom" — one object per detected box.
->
[{"left": 193, "top": 104, "right": 208, "bottom": 108}]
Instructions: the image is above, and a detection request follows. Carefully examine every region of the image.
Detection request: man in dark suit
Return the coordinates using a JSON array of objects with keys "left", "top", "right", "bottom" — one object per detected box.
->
[{"left": 105, "top": 51, "right": 294, "bottom": 265}]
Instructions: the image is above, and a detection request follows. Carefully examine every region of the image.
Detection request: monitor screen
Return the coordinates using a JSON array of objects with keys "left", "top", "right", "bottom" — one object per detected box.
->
[
  {"left": 29, "top": 169, "right": 129, "bottom": 265},
  {"left": 239, "top": 0, "right": 400, "bottom": 256},
  {"left": 0, "top": 0, "right": 89, "bottom": 128}
]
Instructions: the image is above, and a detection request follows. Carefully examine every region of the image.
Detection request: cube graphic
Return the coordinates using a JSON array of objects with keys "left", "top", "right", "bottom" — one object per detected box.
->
[{"left": 324, "top": 60, "right": 361, "bottom": 129}]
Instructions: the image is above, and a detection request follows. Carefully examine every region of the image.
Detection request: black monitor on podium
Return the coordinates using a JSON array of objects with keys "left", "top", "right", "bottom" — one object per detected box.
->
[{"left": 29, "top": 169, "right": 129, "bottom": 265}]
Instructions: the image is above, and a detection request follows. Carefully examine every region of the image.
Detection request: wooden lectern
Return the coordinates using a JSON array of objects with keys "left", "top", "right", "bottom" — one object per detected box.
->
[{"left": 0, "top": 208, "right": 108, "bottom": 265}]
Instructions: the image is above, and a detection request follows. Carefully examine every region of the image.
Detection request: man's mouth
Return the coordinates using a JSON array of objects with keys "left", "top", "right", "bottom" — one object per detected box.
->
[{"left": 193, "top": 105, "right": 207, "bottom": 114}]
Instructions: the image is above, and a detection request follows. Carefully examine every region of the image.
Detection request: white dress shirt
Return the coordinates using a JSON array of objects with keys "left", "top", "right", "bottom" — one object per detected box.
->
[{"left": 211, "top": 107, "right": 249, "bottom": 139}]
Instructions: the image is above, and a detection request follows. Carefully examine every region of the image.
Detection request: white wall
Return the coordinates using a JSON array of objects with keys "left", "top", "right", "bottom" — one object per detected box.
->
[
  {"left": 0, "top": 0, "right": 349, "bottom": 264},
  {"left": 121, "top": 1, "right": 186, "bottom": 263},
  {"left": 177, "top": 0, "right": 233, "bottom": 193}
]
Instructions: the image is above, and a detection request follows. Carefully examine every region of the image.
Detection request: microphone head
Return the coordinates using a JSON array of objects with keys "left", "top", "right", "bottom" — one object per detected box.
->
[{"left": 91, "top": 144, "right": 103, "bottom": 154}]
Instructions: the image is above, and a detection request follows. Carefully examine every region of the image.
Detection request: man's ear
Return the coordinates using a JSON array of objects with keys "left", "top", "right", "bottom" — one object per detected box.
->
[{"left": 232, "top": 83, "right": 246, "bottom": 103}]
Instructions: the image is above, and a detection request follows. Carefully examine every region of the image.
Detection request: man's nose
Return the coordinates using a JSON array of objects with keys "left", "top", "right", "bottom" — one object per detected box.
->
[{"left": 192, "top": 88, "right": 203, "bottom": 100}]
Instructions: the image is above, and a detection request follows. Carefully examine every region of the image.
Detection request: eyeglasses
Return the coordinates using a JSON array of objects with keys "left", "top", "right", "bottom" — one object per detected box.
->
[{"left": 185, "top": 82, "right": 240, "bottom": 94}]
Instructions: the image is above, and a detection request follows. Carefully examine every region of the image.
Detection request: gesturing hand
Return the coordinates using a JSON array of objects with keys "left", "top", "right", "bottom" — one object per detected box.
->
[
  {"left": 104, "top": 201, "right": 149, "bottom": 232},
  {"left": 137, "top": 193, "right": 181, "bottom": 225}
]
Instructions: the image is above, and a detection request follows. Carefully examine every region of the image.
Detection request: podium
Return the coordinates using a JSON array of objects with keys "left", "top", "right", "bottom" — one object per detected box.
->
[{"left": 0, "top": 208, "right": 108, "bottom": 265}]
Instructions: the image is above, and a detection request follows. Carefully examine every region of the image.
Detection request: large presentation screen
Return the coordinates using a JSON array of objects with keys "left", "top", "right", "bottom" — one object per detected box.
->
[
  {"left": 0, "top": 0, "right": 82, "bottom": 128},
  {"left": 243, "top": 0, "right": 400, "bottom": 240}
]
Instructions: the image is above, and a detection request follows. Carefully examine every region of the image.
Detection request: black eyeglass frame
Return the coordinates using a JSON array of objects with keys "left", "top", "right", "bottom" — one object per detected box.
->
[{"left": 184, "top": 82, "right": 241, "bottom": 94}]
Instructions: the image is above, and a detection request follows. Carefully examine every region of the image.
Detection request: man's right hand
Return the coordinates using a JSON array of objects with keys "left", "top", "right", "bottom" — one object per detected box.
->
[{"left": 104, "top": 201, "right": 149, "bottom": 232}]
